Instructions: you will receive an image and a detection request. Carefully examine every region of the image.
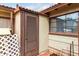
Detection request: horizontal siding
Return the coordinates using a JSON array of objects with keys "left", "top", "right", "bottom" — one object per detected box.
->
[{"left": 49, "top": 35, "right": 78, "bottom": 56}]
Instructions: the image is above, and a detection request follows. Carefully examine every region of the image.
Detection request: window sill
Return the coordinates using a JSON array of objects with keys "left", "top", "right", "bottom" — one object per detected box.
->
[{"left": 49, "top": 32, "right": 78, "bottom": 37}]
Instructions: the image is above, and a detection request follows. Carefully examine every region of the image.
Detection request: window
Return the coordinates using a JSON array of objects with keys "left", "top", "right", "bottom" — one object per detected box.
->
[
  {"left": 49, "top": 12, "right": 78, "bottom": 33},
  {"left": 0, "top": 18, "right": 11, "bottom": 35}
]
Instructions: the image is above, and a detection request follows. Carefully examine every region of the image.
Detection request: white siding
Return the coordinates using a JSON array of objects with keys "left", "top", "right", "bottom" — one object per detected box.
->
[
  {"left": 39, "top": 15, "right": 49, "bottom": 53},
  {"left": 49, "top": 35, "right": 78, "bottom": 55},
  {"left": 15, "top": 12, "right": 21, "bottom": 48}
]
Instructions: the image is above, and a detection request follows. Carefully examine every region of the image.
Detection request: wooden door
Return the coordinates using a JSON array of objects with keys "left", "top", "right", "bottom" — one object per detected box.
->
[{"left": 24, "top": 14, "right": 39, "bottom": 56}]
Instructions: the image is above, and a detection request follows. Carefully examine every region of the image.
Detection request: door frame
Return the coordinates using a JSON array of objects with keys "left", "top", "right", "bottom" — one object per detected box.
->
[{"left": 20, "top": 11, "right": 39, "bottom": 56}]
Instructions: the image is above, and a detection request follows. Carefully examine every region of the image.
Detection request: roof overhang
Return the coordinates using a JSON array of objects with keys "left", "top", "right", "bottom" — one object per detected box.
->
[
  {"left": 14, "top": 6, "right": 48, "bottom": 17},
  {"left": 40, "top": 3, "right": 79, "bottom": 18},
  {"left": 0, "top": 5, "right": 14, "bottom": 13},
  {"left": 40, "top": 3, "right": 69, "bottom": 14},
  {"left": 0, "top": 4, "right": 49, "bottom": 17},
  {"left": 0, "top": 5, "right": 14, "bottom": 19}
]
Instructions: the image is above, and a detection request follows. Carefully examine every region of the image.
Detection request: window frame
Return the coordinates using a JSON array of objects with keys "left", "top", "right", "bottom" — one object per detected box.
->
[{"left": 49, "top": 12, "right": 79, "bottom": 37}]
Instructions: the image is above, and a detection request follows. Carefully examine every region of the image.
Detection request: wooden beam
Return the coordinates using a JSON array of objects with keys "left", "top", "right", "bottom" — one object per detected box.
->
[
  {"left": 0, "top": 11, "right": 10, "bottom": 18},
  {"left": 10, "top": 12, "right": 14, "bottom": 34},
  {"left": 50, "top": 8, "right": 79, "bottom": 18},
  {"left": 0, "top": 9, "right": 11, "bottom": 13},
  {"left": 0, "top": 16, "right": 10, "bottom": 19},
  {"left": 78, "top": 15, "right": 79, "bottom": 56}
]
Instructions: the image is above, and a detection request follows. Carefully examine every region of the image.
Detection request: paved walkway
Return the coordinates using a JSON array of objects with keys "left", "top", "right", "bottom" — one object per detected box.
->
[{"left": 38, "top": 51, "right": 49, "bottom": 56}]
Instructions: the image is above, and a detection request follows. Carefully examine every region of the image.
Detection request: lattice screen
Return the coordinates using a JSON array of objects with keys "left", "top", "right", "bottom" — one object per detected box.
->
[{"left": 0, "top": 34, "right": 19, "bottom": 56}]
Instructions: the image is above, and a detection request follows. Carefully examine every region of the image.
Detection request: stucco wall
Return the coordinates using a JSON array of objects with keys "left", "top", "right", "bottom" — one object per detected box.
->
[
  {"left": 39, "top": 15, "right": 49, "bottom": 53},
  {"left": 15, "top": 12, "right": 21, "bottom": 47},
  {"left": 49, "top": 35, "right": 78, "bottom": 55}
]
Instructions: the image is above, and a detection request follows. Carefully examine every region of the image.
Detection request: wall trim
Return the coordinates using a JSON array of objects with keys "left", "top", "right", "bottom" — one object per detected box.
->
[{"left": 49, "top": 32, "right": 78, "bottom": 37}]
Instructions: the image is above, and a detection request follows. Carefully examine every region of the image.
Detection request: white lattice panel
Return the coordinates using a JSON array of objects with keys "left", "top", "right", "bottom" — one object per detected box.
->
[{"left": 0, "top": 34, "right": 19, "bottom": 56}]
